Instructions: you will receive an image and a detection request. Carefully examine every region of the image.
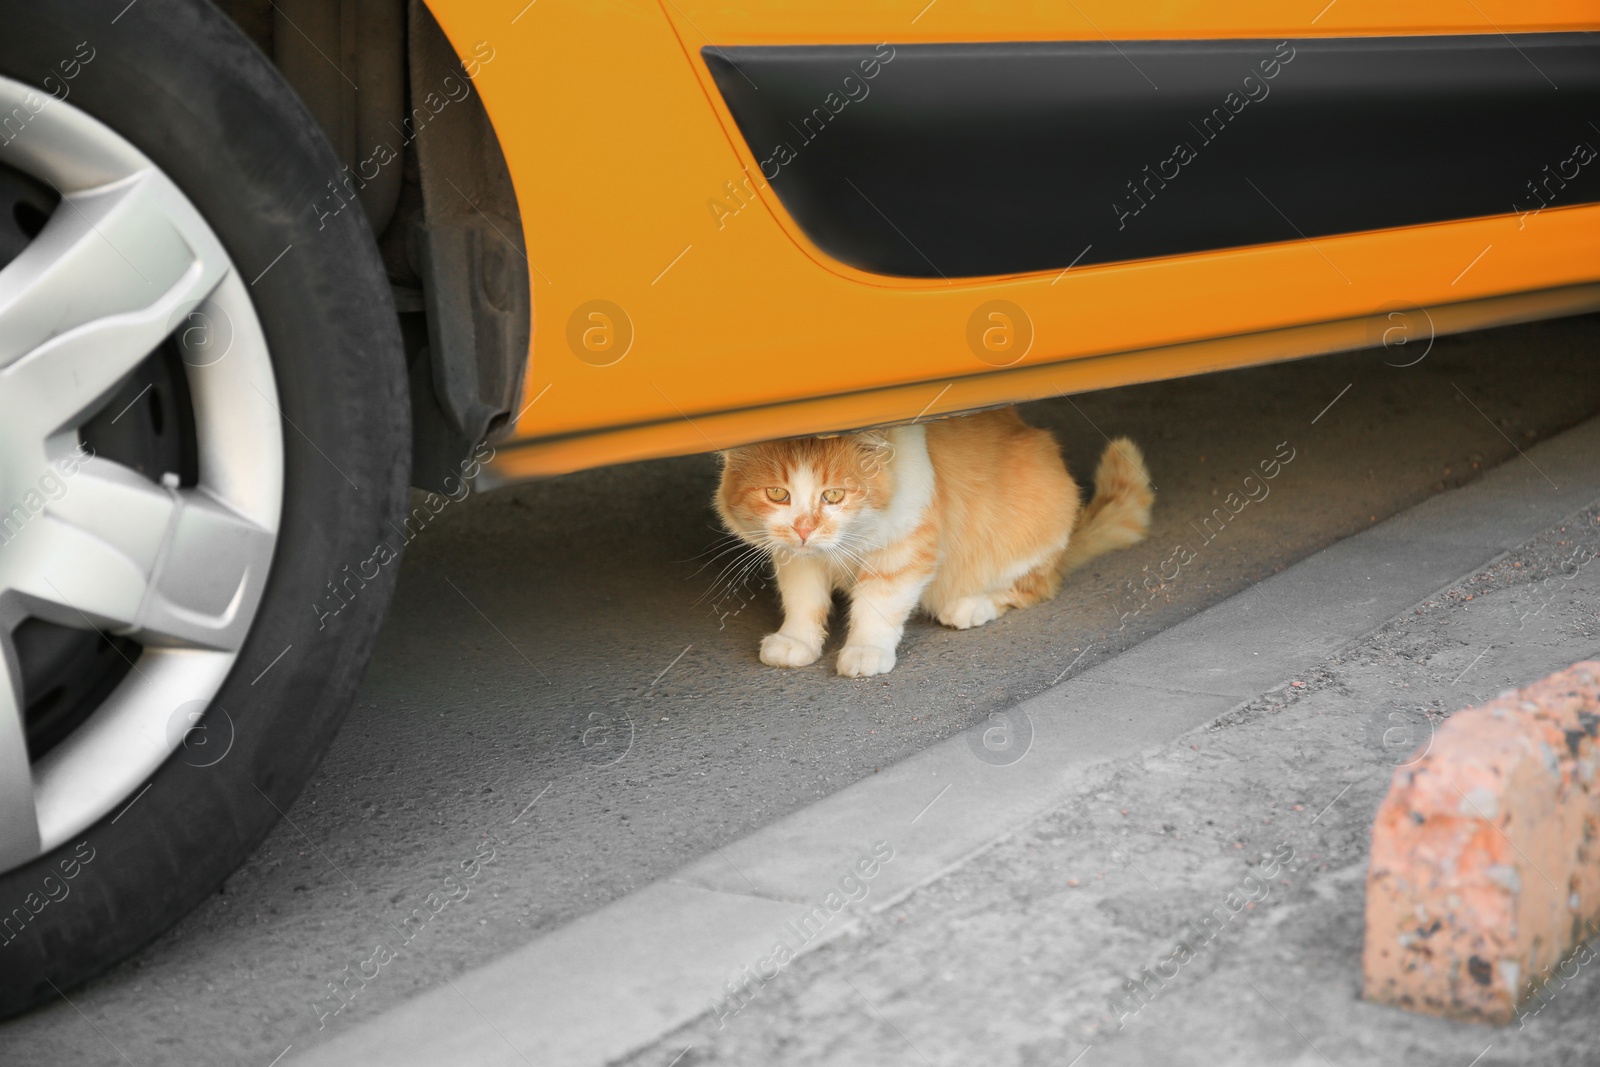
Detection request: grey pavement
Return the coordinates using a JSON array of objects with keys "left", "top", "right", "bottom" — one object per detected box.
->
[
  {"left": 616, "top": 504, "right": 1600, "bottom": 1067},
  {"left": 293, "top": 383, "right": 1600, "bottom": 1065},
  {"left": 3, "top": 315, "right": 1599, "bottom": 1066}
]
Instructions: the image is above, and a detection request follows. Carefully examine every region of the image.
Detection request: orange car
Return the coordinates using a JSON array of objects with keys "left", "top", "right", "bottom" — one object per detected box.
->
[{"left": 0, "top": 0, "right": 1596, "bottom": 1008}]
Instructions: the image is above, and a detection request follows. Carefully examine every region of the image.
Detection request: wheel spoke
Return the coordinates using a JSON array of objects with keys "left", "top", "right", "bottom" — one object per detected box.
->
[
  {"left": 4, "top": 457, "right": 275, "bottom": 651},
  {"left": 0, "top": 639, "right": 41, "bottom": 869},
  {"left": 0, "top": 170, "right": 230, "bottom": 436},
  {"left": 0, "top": 72, "right": 287, "bottom": 869},
  {"left": 134, "top": 486, "right": 277, "bottom": 651}
]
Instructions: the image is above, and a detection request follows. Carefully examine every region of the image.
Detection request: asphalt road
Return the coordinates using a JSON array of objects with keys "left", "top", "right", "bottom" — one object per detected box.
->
[{"left": 5, "top": 313, "right": 1600, "bottom": 1066}]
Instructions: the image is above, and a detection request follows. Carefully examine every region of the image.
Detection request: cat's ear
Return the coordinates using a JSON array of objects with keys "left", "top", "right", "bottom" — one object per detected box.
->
[{"left": 853, "top": 428, "right": 892, "bottom": 451}]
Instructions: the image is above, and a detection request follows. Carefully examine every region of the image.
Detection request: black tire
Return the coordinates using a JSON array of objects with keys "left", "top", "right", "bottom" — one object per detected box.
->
[{"left": 0, "top": 0, "right": 410, "bottom": 1014}]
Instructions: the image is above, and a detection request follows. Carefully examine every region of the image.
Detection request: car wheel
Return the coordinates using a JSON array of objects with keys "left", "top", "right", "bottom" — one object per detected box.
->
[{"left": 0, "top": 0, "right": 410, "bottom": 1013}]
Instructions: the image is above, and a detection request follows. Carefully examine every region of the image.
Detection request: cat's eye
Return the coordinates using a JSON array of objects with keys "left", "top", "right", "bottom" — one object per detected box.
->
[
  {"left": 821, "top": 488, "right": 846, "bottom": 504},
  {"left": 765, "top": 487, "right": 790, "bottom": 503}
]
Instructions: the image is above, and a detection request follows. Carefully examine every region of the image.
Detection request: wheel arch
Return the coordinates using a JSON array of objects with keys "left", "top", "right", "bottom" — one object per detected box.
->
[{"left": 216, "top": 0, "right": 531, "bottom": 492}]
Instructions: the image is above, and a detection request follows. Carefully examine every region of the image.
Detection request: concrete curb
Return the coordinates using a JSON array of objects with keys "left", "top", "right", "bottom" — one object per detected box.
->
[{"left": 293, "top": 416, "right": 1600, "bottom": 1067}]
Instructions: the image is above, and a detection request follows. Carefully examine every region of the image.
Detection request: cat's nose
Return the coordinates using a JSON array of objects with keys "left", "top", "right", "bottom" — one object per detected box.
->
[{"left": 793, "top": 516, "right": 817, "bottom": 543}]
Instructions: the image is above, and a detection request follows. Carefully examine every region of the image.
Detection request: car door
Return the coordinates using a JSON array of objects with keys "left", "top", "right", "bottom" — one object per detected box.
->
[{"left": 427, "top": 1, "right": 1600, "bottom": 480}]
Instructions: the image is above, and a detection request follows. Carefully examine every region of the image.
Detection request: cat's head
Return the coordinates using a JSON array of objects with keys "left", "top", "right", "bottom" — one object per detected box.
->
[{"left": 715, "top": 430, "right": 895, "bottom": 555}]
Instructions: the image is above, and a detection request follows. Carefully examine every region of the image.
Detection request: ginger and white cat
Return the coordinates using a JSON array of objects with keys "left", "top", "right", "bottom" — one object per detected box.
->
[{"left": 714, "top": 407, "right": 1154, "bottom": 677}]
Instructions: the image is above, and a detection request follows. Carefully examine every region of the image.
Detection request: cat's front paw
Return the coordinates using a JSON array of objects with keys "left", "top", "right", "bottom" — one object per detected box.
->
[
  {"left": 760, "top": 632, "right": 821, "bottom": 668},
  {"left": 836, "top": 644, "right": 897, "bottom": 678}
]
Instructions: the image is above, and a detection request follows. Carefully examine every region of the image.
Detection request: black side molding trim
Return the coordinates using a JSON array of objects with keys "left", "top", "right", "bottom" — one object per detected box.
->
[{"left": 703, "top": 36, "right": 1600, "bottom": 278}]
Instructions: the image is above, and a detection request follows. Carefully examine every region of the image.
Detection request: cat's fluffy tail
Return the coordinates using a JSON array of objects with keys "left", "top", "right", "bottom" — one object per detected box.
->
[{"left": 1060, "top": 437, "right": 1154, "bottom": 574}]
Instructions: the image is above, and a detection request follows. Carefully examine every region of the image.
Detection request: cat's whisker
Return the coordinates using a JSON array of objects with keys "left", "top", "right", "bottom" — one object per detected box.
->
[
  {"left": 686, "top": 538, "right": 758, "bottom": 578},
  {"left": 706, "top": 560, "right": 774, "bottom": 611},
  {"left": 709, "top": 545, "right": 768, "bottom": 587},
  {"left": 833, "top": 547, "right": 881, "bottom": 582},
  {"left": 698, "top": 544, "right": 771, "bottom": 604},
  {"left": 678, "top": 529, "right": 748, "bottom": 565},
  {"left": 707, "top": 536, "right": 787, "bottom": 596},
  {"left": 826, "top": 533, "right": 886, "bottom": 581},
  {"left": 732, "top": 556, "right": 773, "bottom": 591}
]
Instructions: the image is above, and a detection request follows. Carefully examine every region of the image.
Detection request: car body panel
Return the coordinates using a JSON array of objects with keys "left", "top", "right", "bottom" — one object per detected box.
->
[
  {"left": 424, "top": 2, "right": 1600, "bottom": 481},
  {"left": 703, "top": 37, "right": 1600, "bottom": 278},
  {"left": 655, "top": 1, "right": 1597, "bottom": 43}
]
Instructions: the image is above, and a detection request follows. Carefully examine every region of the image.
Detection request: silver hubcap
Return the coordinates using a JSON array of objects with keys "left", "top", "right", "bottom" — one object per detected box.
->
[{"left": 0, "top": 75, "right": 284, "bottom": 871}]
